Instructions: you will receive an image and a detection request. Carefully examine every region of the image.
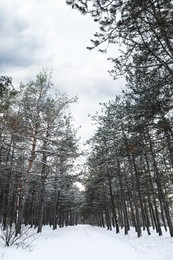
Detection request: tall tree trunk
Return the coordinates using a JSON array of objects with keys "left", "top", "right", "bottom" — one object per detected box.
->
[
  {"left": 37, "top": 176, "right": 46, "bottom": 233},
  {"left": 53, "top": 191, "right": 60, "bottom": 230},
  {"left": 15, "top": 128, "right": 37, "bottom": 236},
  {"left": 117, "top": 159, "right": 129, "bottom": 234},
  {"left": 107, "top": 171, "right": 119, "bottom": 233}
]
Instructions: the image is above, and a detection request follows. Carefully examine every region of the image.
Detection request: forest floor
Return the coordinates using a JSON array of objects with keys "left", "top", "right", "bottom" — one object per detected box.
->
[{"left": 0, "top": 225, "right": 173, "bottom": 260}]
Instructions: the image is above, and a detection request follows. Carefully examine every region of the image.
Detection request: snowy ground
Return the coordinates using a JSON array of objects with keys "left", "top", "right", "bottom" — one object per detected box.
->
[{"left": 0, "top": 225, "right": 173, "bottom": 260}]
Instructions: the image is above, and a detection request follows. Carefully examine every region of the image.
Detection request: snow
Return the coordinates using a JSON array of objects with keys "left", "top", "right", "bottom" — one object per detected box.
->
[{"left": 1, "top": 225, "right": 173, "bottom": 260}]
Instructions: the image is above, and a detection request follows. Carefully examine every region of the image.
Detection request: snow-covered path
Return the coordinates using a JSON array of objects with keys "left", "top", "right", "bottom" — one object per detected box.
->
[{"left": 1, "top": 225, "right": 173, "bottom": 260}]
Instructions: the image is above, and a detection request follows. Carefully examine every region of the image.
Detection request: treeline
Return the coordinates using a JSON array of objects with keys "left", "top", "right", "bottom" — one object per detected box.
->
[
  {"left": 0, "top": 70, "right": 81, "bottom": 236},
  {"left": 82, "top": 90, "right": 173, "bottom": 237},
  {"left": 68, "top": 0, "right": 173, "bottom": 237}
]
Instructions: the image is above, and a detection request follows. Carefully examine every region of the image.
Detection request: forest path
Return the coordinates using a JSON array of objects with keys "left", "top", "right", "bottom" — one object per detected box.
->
[
  {"left": 5, "top": 225, "right": 146, "bottom": 260},
  {"left": 1, "top": 225, "right": 172, "bottom": 260}
]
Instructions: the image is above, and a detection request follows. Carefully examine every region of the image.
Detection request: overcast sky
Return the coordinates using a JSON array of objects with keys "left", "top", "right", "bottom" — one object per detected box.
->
[{"left": 0, "top": 0, "right": 125, "bottom": 148}]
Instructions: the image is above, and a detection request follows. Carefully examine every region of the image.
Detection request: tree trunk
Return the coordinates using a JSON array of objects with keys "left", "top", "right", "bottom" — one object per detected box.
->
[
  {"left": 37, "top": 176, "right": 46, "bottom": 233},
  {"left": 15, "top": 129, "right": 37, "bottom": 236},
  {"left": 107, "top": 171, "right": 119, "bottom": 233},
  {"left": 53, "top": 191, "right": 60, "bottom": 230}
]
